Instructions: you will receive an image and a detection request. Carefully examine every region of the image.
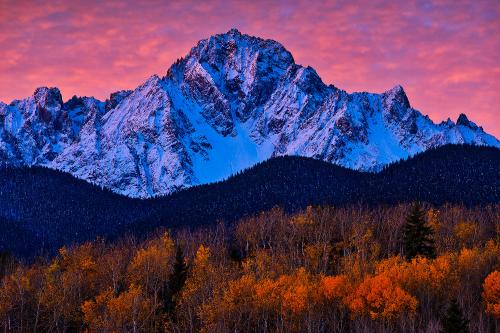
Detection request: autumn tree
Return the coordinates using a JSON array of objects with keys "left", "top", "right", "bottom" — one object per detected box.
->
[
  {"left": 82, "top": 285, "right": 157, "bottom": 332},
  {"left": 127, "top": 232, "right": 174, "bottom": 310},
  {"left": 483, "top": 271, "right": 500, "bottom": 318},
  {"left": 402, "top": 202, "right": 436, "bottom": 260},
  {"left": 440, "top": 299, "right": 469, "bottom": 333},
  {"left": 177, "top": 244, "right": 220, "bottom": 332},
  {"left": 347, "top": 274, "right": 417, "bottom": 321},
  {"left": 39, "top": 243, "right": 102, "bottom": 331}
]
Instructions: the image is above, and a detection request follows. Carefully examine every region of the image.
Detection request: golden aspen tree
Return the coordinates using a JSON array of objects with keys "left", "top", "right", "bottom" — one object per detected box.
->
[
  {"left": 81, "top": 288, "right": 113, "bottom": 331},
  {"left": 127, "top": 232, "right": 174, "bottom": 310},
  {"left": 82, "top": 285, "right": 157, "bottom": 332},
  {"left": 178, "top": 244, "right": 220, "bottom": 332}
]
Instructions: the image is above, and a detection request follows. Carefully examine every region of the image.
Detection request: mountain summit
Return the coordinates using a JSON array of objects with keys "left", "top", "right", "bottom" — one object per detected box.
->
[{"left": 1, "top": 29, "right": 498, "bottom": 197}]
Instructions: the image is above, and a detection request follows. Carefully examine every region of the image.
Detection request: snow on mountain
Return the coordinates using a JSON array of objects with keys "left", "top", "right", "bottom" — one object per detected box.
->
[{"left": 1, "top": 29, "right": 498, "bottom": 197}]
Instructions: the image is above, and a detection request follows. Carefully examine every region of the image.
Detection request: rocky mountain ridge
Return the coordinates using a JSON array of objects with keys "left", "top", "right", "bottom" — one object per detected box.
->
[{"left": 1, "top": 29, "right": 498, "bottom": 197}]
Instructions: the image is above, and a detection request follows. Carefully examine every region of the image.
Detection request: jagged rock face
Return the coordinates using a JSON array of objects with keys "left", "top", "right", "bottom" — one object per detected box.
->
[
  {"left": 1, "top": 29, "right": 499, "bottom": 197},
  {"left": 0, "top": 87, "right": 98, "bottom": 164}
]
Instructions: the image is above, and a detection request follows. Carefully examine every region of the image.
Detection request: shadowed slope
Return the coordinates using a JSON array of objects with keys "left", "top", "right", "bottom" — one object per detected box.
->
[{"left": 0, "top": 144, "right": 498, "bottom": 257}]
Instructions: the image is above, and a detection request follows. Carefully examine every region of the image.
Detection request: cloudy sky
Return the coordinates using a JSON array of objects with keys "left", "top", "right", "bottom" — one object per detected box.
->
[{"left": 1, "top": 0, "right": 498, "bottom": 135}]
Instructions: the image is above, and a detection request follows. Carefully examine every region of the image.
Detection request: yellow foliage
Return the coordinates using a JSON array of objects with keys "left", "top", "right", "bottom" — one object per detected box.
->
[
  {"left": 81, "top": 288, "right": 113, "bottom": 331},
  {"left": 342, "top": 223, "right": 381, "bottom": 279},
  {"left": 483, "top": 240, "right": 500, "bottom": 259},
  {"left": 427, "top": 208, "right": 440, "bottom": 232},
  {"left": 0, "top": 272, "right": 19, "bottom": 320},
  {"left": 222, "top": 275, "right": 255, "bottom": 311},
  {"left": 305, "top": 243, "right": 328, "bottom": 272},
  {"left": 179, "top": 244, "right": 217, "bottom": 314},
  {"left": 456, "top": 247, "right": 485, "bottom": 277},
  {"left": 82, "top": 285, "right": 156, "bottom": 332},
  {"left": 290, "top": 206, "right": 316, "bottom": 226},
  {"left": 483, "top": 271, "right": 500, "bottom": 318},
  {"left": 107, "top": 285, "right": 155, "bottom": 330},
  {"left": 199, "top": 274, "right": 257, "bottom": 330},
  {"left": 185, "top": 245, "right": 212, "bottom": 293},
  {"left": 242, "top": 249, "right": 287, "bottom": 278},
  {"left": 194, "top": 244, "right": 210, "bottom": 266},
  {"left": 127, "top": 232, "right": 174, "bottom": 293},
  {"left": 454, "top": 221, "right": 479, "bottom": 247}
]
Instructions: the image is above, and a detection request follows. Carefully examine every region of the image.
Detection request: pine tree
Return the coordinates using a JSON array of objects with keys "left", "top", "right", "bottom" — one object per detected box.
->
[
  {"left": 440, "top": 299, "right": 469, "bottom": 333},
  {"left": 0, "top": 251, "right": 14, "bottom": 278},
  {"left": 402, "top": 202, "right": 436, "bottom": 260},
  {"left": 164, "top": 246, "right": 188, "bottom": 317}
]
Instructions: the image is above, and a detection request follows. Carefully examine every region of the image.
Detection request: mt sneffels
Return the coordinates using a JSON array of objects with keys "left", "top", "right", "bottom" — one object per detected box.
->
[{"left": 0, "top": 29, "right": 498, "bottom": 197}]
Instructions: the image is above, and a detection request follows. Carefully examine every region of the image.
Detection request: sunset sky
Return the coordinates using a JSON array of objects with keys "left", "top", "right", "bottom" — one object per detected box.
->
[{"left": 1, "top": 0, "right": 498, "bottom": 136}]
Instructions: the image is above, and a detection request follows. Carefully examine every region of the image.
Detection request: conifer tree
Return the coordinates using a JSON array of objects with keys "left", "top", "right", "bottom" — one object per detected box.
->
[
  {"left": 164, "top": 246, "right": 188, "bottom": 317},
  {"left": 402, "top": 202, "right": 436, "bottom": 260},
  {"left": 440, "top": 299, "right": 469, "bottom": 333},
  {"left": 0, "top": 251, "right": 14, "bottom": 278}
]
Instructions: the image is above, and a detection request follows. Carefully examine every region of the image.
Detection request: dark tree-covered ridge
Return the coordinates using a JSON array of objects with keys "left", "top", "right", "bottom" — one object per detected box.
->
[{"left": 0, "top": 144, "right": 498, "bottom": 257}]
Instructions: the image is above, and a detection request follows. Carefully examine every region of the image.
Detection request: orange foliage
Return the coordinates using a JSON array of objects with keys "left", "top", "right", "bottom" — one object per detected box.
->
[
  {"left": 483, "top": 271, "right": 500, "bottom": 318},
  {"left": 347, "top": 274, "right": 417, "bottom": 320},
  {"left": 375, "top": 255, "right": 454, "bottom": 295},
  {"left": 278, "top": 268, "right": 318, "bottom": 314},
  {"left": 201, "top": 267, "right": 320, "bottom": 331},
  {"left": 253, "top": 277, "right": 281, "bottom": 311},
  {"left": 320, "top": 275, "right": 351, "bottom": 302},
  {"left": 222, "top": 274, "right": 256, "bottom": 312}
]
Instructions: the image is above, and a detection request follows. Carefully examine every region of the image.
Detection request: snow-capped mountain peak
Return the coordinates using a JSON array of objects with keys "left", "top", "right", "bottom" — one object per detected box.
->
[
  {"left": 33, "top": 87, "right": 63, "bottom": 109},
  {"left": 1, "top": 29, "right": 498, "bottom": 197},
  {"left": 456, "top": 113, "right": 480, "bottom": 130}
]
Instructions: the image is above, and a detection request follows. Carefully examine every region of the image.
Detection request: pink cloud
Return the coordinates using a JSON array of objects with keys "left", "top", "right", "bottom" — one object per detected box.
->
[{"left": 0, "top": 0, "right": 498, "bottom": 136}]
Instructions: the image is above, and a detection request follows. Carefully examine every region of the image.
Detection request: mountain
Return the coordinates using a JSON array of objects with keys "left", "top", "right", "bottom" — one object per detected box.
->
[
  {"left": 1, "top": 29, "right": 498, "bottom": 197},
  {"left": 1, "top": 144, "right": 499, "bottom": 257}
]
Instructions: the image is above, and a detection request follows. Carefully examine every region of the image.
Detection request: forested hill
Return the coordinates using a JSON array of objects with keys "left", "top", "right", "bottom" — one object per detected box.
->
[
  {"left": 1, "top": 144, "right": 498, "bottom": 257},
  {"left": 0, "top": 167, "right": 145, "bottom": 256},
  {"left": 134, "top": 144, "right": 499, "bottom": 234}
]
